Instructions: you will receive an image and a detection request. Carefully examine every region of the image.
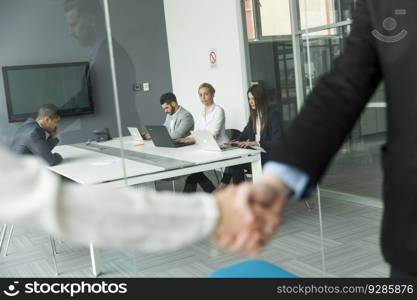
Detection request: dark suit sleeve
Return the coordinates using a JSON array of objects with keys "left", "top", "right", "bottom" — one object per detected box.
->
[
  {"left": 270, "top": 0, "right": 382, "bottom": 184},
  {"left": 27, "top": 131, "right": 63, "bottom": 166},
  {"left": 46, "top": 136, "right": 60, "bottom": 150},
  {"left": 260, "top": 110, "right": 282, "bottom": 152}
]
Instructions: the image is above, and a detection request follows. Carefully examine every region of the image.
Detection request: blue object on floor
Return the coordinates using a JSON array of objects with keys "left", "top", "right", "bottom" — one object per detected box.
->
[{"left": 209, "top": 260, "right": 298, "bottom": 278}]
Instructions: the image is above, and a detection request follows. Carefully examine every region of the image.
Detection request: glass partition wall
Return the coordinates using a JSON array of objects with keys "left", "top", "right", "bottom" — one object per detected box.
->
[
  {"left": 244, "top": 0, "right": 326, "bottom": 277},
  {"left": 1, "top": 0, "right": 278, "bottom": 278},
  {"left": 0, "top": 0, "right": 388, "bottom": 278},
  {"left": 299, "top": 0, "right": 388, "bottom": 277},
  {"left": 243, "top": 0, "right": 388, "bottom": 277},
  {"left": 0, "top": 0, "right": 139, "bottom": 277}
]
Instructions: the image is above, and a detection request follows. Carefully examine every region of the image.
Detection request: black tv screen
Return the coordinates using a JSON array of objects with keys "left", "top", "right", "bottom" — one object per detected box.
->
[{"left": 2, "top": 62, "right": 94, "bottom": 122}]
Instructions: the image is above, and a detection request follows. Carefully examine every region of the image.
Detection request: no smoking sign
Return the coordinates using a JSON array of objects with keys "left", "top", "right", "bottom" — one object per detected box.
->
[{"left": 209, "top": 49, "right": 217, "bottom": 67}]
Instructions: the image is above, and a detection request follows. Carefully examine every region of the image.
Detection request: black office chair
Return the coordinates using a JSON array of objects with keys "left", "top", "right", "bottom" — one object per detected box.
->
[{"left": 225, "top": 129, "right": 241, "bottom": 141}]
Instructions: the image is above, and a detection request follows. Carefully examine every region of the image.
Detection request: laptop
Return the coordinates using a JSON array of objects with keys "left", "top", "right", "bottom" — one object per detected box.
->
[
  {"left": 193, "top": 130, "right": 237, "bottom": 152},
  {"left": 146, "top": 125, "right": 194, "bottom": 148},
  {"left": 127, "top": 127, "right": 144, "bottom": 143}
]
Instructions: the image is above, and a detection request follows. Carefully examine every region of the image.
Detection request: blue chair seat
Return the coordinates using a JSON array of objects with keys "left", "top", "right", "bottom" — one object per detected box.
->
[{"left": 209, "top": 260, "right": 298, "bottom": 278}]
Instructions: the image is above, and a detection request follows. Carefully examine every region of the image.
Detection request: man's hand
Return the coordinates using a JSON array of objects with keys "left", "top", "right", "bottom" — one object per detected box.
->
[
  {"left": 175, "top": 137, "right": 195, "bottom": 144},
  {"left": 214, "top": 176, "right": 291, "bottom": 256},
  {"left": 50, "top": 126, "right": 59, "bottom": 137},
  {"left": 237, "top": 141, "right": 259, "bottom": 148},
  {"left": 252, "top": 174, "right": 291, "bottom": 211},
  {"left": 141, "top": 133, "right": 152, "bottom": 140},
  {"left": 224, "top": 141, "right": 259, "bottom": 148},
  {"left": 213, "top": 183, "right": 286, "bottom": 256}
]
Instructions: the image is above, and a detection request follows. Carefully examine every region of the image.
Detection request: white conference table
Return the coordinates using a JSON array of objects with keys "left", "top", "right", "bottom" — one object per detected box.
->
[{"left": 49, "top": 137, "right": 263, "bottom": 276}]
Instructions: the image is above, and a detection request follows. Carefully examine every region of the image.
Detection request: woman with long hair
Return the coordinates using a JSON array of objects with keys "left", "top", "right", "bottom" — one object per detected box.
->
[{"left": 218, "top": 84, "right": 282, "bottom": 187}]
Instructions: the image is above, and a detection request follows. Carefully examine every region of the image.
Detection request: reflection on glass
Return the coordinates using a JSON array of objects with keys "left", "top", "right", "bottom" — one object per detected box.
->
[
  {"left": 249, "top": 40, "right": 297, "bottom": 128},
  {"left": 244, "top": 0, "right": 255, "bottom": 39},
  {"left": 302, "top": 20, "right": 387, "bottom": 275},
  {"left": 242, "top": 1, "right": 326, "bottom": 279},
  {"left": 300, "top": 19, "right": 387, "bottom": 277},
  {"left": 299, "top": 0, "right": 335, "bottom": 29},
  {"left": 299, "top": 0, "right": 356, "bottom": 29},
  {"left": 0, "top": 0, "right": 140, "bottom": 277},
  {"left": 62, "top": 0, "right": 139, "bottom": 144},
  {"left": 247, "top": 1, "right": 356, "bottom": 38},
  {"left": 258, "top": 0, "right": 291, "bottom": 36},
  {"left": 334, "top": 0, "right": 356, "bottom": 21},
  {"left": 301, "top": 27, "right": 347, "bottom": 93},
  {"left": 301, "top": 26, "right": 387, "bottom": 154}
]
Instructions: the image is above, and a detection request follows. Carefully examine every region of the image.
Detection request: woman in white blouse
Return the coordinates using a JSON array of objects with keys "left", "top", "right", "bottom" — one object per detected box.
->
[{"left": 179, "top": 83, "right": 228, "bottom": 193}]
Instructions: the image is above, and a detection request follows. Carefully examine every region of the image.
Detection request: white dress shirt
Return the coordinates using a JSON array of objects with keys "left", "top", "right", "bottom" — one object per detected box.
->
[
  {"left": 255, "top": 113, "right": 261, "bottom": 143},
  {"left": 194, "top": 104, "right": 228, "bottom": 144},
  {"left": 0, "top": 147, "right": 219, "bottom": 252},
  {"left": 167, "top": 106, "right": 181, "bottom": 133}
]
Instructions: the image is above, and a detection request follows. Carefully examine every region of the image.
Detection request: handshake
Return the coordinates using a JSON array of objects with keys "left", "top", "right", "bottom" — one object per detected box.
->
[{"left": 213, "top": 174, "right": 291, "bottom": 257}]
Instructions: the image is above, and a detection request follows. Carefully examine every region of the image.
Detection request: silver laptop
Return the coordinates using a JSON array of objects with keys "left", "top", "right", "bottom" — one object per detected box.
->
[
  {"left": 193, "top": 130, "right": 235, "bottom": 152},
  {"left": 127, "top": 127, "right": 144, "bottom": 143}
]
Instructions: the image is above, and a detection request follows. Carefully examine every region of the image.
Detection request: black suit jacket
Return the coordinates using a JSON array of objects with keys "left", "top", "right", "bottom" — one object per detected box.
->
[
  {"left": 10, "top": 118, "right": 62, "bottom": 166},
  {"left": 238, "top": 108, "right": 282, "bottom": 163},
  {"left": 271, "top": 0, "right": 417, "bottom": 273}
]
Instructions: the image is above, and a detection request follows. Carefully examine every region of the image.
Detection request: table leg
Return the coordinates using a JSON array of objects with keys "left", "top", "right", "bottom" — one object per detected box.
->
[
  {"left": 89, "top": 242, "right": 102, "bottom": 277},
  {"left": 0, "top": 224, "right": 7, "bottom": 251},
  {"left": 251, "top": 157, "right": 263, "bottom": 182}
]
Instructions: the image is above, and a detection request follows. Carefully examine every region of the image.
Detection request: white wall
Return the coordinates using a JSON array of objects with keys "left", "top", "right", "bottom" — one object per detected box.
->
[{"left": 163, "top": 0, "right": 249, "bottom": 131}]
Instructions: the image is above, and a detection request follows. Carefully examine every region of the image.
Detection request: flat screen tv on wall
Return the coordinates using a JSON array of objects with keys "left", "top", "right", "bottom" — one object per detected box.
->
[{"left": 2, "top": 62, "right": 94, "bottom": 123}]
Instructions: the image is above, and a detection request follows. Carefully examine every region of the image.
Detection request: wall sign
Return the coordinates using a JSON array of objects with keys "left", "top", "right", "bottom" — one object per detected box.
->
[{"left": 209, "top": 49, "right": 217, "bottom": 67}]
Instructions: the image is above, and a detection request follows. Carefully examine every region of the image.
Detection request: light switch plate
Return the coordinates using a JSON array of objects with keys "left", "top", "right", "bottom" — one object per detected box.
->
[{"left": 142, "top": 82, "right": 150, "bottom": 92}]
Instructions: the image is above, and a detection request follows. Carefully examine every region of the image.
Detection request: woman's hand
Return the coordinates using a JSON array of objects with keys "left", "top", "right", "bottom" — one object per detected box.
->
[
  {"left": 237, "top": 141, "right": 259, "bottom": 148},
  {"left": 176, "top": 137, "right": 195, "bottom": 144}
]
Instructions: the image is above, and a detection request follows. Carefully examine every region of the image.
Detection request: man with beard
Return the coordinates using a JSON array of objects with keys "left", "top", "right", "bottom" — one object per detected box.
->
[{"left": 159, "top": 92, "right": 194, "bottom": 139}]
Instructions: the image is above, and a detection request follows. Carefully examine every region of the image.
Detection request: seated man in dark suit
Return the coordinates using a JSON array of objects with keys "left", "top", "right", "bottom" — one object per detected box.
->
[{"left": 11, "top": 104, "right": 63, "bottom": 166}]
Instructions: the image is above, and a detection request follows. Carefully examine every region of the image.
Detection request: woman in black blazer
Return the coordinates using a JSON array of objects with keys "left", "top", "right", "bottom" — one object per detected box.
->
[{"left": 219, "top": 84, "right": 282, "bottom": 186}]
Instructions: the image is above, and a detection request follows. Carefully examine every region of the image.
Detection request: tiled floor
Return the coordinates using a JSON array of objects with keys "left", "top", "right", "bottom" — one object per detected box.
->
[{"left": 0, "top": 186, "right": 388, "bottom": 278}]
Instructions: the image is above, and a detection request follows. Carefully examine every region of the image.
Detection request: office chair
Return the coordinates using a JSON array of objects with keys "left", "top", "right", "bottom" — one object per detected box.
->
[
  {"left": 215, "top": 129, "right": 243, "bottom": 183},
  {"left": 225, "top": 129, "right": 241, "bottom": 142}
]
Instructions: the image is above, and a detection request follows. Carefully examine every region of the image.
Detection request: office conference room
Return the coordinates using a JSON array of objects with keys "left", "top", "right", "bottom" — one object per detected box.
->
[{"left": 0, "top": 0, "right": 391, "bottom": 280}]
